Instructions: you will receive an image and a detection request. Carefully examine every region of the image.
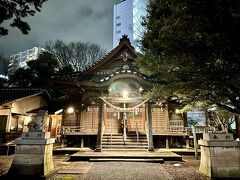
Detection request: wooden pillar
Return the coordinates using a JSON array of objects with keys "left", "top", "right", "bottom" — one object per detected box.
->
[
  {"left": 147, "top": 101, "right": 154, "bottom": 151},
  {"left": 95, "top": 101, "right": 103, "bottom": 152},
  {"left": 186, "top": 136, "right": 190, "bottom": 148},
  {"left": 166, "top": 136, "right": 169, "bottom": 149}
]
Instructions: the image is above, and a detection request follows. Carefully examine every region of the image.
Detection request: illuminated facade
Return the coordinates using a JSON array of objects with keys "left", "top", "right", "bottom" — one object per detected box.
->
[
  {"left": 113, "top": 0, "right": 148, "bottom": 50},
  {"left": 49, "top": 35, "right": 189, "bottom": 151},
  {"left": 1, "top": 36, "right": 191, "bottom": 151}
]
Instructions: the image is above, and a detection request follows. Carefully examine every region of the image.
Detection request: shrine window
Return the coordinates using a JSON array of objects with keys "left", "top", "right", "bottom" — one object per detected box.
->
[{"left": 10, "top": 115, "right": 24, "bottom": 132}]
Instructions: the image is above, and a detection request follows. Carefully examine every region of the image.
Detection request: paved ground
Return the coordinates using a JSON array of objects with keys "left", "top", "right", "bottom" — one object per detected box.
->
[{"left": 0, "top": 154, "right": 207, "bottom": 180}]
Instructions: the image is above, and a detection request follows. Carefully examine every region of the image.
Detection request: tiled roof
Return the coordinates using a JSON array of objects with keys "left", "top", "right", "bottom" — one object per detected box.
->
[
  {"left": 50, "top": 72, "right": 87, "bottom": 82},
  {"left": 95, "top": 67, "right": 159, "bottom": 83},
  {"left": 0, "top": 88, "right": 44, "bottom": 105}
]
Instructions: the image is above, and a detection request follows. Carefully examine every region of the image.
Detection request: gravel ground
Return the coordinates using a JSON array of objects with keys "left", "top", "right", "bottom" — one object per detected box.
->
[
  {"left": 162, "top": 155, "right": 209, "bottom": 180},
  {"left": 0, "top": 155, "right": 208, "bottom": 180},
  {"left": 83, "top": 162, "right": 173, "bottom": 180}
]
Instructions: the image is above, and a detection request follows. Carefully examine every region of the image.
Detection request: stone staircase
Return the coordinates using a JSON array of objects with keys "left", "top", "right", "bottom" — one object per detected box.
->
[{"left": 102, "top": 133, "right": 148, "bottom": 150}]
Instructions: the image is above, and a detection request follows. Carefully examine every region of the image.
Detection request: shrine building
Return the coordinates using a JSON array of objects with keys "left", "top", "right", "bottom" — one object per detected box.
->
[{"left": 48, "top": 35, "right": 189, "bottom": 151}]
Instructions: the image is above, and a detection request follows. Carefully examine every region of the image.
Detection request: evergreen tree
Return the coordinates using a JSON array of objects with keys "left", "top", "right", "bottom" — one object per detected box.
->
[
  {"left": 8, "top": 51, "right": 72, "bottom": 87},
  {"left": 137, "top": 0, "right": 240, "bottom": 114}
]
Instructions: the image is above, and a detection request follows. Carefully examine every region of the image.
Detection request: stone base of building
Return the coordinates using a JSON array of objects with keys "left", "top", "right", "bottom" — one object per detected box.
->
[
  {"left": 8, "top": 132, "right": 55, "bottom": 177},
  {"left": 198, "top": 132, "right": 240, "bottom": 178}
]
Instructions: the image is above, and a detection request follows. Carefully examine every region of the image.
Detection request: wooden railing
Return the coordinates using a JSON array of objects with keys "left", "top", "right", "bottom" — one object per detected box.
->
[
  {"left": 152, "top": 126, "right": 189, "bottom": 135},
  {"left": 62, "top": 126, "right": 98, "bottom": 135},
  {"left": 62, "top": 125, "right": 189, "bottom": 136}
]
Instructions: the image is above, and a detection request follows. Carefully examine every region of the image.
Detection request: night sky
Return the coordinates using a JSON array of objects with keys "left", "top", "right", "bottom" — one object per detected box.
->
[{"left": 0, "top": 0, "right": 119, "bottom": 56}]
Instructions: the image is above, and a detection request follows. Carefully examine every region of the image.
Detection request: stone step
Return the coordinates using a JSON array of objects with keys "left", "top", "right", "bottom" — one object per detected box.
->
[
  {"left": 102, "top": 140, "right": 147, "bottom": 144},
  {"left": 102, "top": 139, "right": 147, "bottom": 142},
  {"left": 103, "top": 134, "right": 147, "bottom": 137},
  {"left": 89, "top": 158, "right": 164, "bottom": 163},
  {"left": 102, "top": 142, "right": 148, "bottom": 146},
  {"left": 103, "top": 135, "right": 147, "bottom": 139},
  {"left": 102, "top": 145, "right": 148, "bottom": 149},
  {"left": 102, "top": 148, "right": 148, "bottom": 151},
  {"left": 102, "top": 133, "right": 148, "bottom": 150},
  {"left": 103, "top": 133, "right": 146, "bottom": 135},
  {"left": 102, "top": 137, "right": 147, "bottom": 141}
]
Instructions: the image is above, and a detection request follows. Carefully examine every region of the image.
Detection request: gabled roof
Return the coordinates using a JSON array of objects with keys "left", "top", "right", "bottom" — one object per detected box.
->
[
  {"left": 81, "top": 35, "right": 137, "bottom": 74},
  {"left": 0, "top": 88, "right": 44, "bottom": 106},
  {"left": 50, "top": 35, "right": 139, "bottom": 83},
  {"left": 49, "top": 35, "right": 160, "bottom": 89}
]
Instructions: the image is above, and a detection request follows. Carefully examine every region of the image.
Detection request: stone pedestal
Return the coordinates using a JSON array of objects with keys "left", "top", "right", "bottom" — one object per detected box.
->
[
  {"left": 8, "top": 132, "right": 55, "bottom": 177},
  {"left": 198, "top": 132, "right": 240, "bottom": 178}
]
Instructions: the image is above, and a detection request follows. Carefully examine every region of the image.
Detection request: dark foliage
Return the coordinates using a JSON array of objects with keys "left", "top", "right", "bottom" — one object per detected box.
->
[
  {"left": 0, "top": 0, "right": 47, "bottom": 36},
  {"left": 137, "top": 0, "right": 240, "bottom": 114}
]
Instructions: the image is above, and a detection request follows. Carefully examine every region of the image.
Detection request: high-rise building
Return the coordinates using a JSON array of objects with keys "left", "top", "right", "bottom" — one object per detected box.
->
[
  {"left": 8, "top": 47, "right": 46, "bottom": 74},
  {"left": 113, "top": 0, "right": 148, "bottom": 50}
]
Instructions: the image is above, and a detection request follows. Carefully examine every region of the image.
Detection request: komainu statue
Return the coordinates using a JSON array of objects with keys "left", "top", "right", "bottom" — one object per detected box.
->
[{"left": 27, "top": 110, "right": 48, "bottom": 132}]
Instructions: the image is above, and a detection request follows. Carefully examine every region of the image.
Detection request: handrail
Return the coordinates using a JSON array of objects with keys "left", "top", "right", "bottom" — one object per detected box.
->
[
  {"left": 145, "top": 120, "right": 149, "bottom": 148},
  {"left": 136, "top": 121, "right": 139, "bottom": 148},
  {"left": 110, "top": 121, "right": 112, "bottom": 148}
]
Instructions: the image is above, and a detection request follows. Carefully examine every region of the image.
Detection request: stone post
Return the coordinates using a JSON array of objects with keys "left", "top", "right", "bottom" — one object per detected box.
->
[
  {"left": 185, "top": 136, "right": 190, "bottom": 148},
  {"left": 193, "top": 126, "right": 198, "bottom": 160},
  {"left": 198, "top": 132, "right": 240, "bottom": 178},
  {"left": 8, "top": 110, "right": 55, "bottom": 177},
  {"left": 80, "top": 136, "right": 84, "bottom": 148},
  {"left": 147, "top": 101, "right": 154, "bottom": 151},
  {"left": 166, "top": 136, "right": 169, "bottom": 149},
  {"left": 95, "top": 101, "right": 103, "bottom": 152}
]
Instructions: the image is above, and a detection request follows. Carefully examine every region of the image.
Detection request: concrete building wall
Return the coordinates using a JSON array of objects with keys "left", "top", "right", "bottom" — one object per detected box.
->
[
  {"left": 8, "top": 47, "right": 46, "bottom": 74},
  {"left": 113, "top": 0, "right": 148, "bottom": 50},
  {"left": 113, "top": 0, "right": 133, "bottom": 48}
]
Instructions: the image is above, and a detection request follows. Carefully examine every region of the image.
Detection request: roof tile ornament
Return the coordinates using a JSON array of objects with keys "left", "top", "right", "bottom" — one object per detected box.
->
[
  {"left": 121, "top": 52, "right": 129, "bottom": 62},
  {"left": 119, "top": 34, "right": 131, "bottom": 45}
]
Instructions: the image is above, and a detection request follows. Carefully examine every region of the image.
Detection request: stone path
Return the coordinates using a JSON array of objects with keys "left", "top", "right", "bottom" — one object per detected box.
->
[
  {"left": 83, "top": 162, "right": 173, "bottom": 180},
  {"left": 0, "top": 155, "right": 173, "bottom": 180}
]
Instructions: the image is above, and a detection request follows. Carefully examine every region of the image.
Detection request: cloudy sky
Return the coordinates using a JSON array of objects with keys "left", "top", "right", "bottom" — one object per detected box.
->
[{"left": 0, "top": 0, "right": 119, "bottom": 56}]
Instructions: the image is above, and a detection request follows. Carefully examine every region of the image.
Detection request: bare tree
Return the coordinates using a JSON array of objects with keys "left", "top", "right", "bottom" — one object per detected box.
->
[{"left": 45, "top": 40, "right": 106, "bottom": 72}]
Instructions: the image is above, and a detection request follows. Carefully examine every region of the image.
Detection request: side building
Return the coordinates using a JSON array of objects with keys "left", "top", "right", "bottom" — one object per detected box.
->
[{"left": 0, "top": 88, "right": 61, "bottom": 145}]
